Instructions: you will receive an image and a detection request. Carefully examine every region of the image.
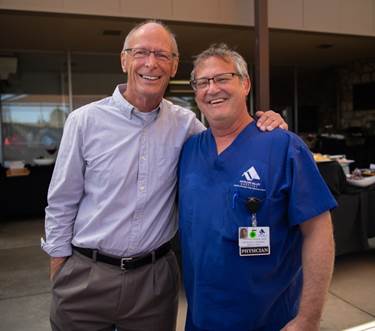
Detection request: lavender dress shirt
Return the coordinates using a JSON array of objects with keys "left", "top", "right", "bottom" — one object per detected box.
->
[{"left": 42, "top": 84, "right": 204, "bottom": 257}]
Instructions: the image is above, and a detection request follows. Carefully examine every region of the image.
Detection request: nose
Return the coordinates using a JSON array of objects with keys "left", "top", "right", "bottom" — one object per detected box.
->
[
  {"left": 144, "top": 52, "right": 157, "bottom": 67},
  {"left": 206, "top": 79, "right": 220, "bottom": 94}
]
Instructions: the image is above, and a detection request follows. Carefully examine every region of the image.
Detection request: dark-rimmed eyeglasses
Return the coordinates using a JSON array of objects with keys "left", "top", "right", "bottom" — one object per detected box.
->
[
  {"left": 190, "top": 72, "right": 241, "bottom": 91},
  {"left": 124, "top": 48, "right": 177, "bottom": 62}
]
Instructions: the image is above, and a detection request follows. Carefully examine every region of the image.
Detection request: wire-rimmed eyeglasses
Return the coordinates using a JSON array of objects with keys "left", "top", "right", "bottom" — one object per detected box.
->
[
  {"left": 190, "top": 72, "right": 241, "bottom": 91},
  {"left": 124, "top": 48, "right": 177, "bottom": 62}
]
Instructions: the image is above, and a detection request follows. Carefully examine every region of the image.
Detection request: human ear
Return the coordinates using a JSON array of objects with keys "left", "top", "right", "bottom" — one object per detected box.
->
[{"left": 120, "top": 51, "right": 127, "bottom": 73}]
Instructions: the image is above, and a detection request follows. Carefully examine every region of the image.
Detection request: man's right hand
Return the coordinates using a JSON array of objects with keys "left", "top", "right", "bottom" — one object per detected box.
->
[{"left": 50, "top": 257, "right": 68, "bottom": 281}]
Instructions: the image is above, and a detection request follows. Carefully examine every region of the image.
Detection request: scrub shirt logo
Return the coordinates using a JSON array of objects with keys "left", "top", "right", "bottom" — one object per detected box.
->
[
  {"left": 234, "top": 165, "right": 265, "bottom": 192},
  {"left": 242, "top": 166, "right": 260, "bottom": 181}
]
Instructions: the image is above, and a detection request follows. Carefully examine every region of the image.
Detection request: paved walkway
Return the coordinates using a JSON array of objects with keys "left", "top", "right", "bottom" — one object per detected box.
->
[{"left": 0, "top": 218, "right": 374, "bottom": 331}]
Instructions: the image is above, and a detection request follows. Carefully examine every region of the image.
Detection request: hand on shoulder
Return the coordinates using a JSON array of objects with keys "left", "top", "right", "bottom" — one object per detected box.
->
[{"left": 255, "top": 110, "right": 288, "bottom": 131}]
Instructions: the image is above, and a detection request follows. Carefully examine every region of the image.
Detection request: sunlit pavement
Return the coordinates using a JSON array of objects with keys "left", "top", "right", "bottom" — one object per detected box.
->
[{"left": 0, "top": 218, "right": 374, "bottom": 331}]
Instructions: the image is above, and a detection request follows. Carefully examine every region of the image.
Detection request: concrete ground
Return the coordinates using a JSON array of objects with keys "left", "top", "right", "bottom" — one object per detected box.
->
[{"left": 0, "top": 218, "right": 374, "bottom": 331}]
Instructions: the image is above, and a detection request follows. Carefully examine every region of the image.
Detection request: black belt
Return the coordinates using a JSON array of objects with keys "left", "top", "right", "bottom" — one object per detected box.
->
[{"left": 72, "top": 242, "right": 171, "bottom": 271}]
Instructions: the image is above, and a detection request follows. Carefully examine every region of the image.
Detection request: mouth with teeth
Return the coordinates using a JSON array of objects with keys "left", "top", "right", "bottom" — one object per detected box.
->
[
  {"left": 208, "top": 98, "right": 227, "bottom": 105},
  {"left": 139, "top": 73, "right": 161, "bottom": 81}
]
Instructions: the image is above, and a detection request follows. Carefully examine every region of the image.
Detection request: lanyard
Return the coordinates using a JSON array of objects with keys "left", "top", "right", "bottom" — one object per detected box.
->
[{"left": 246, "top": 197, "right": 261, "bottom": 227}]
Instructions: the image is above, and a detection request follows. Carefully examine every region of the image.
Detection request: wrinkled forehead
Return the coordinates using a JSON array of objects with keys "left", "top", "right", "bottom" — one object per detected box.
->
[
  {"left": 194, "top": 55, "right": 236, "bottom": 77},
  {"left": 127, "top": 23, "right": 175, "bottom": 52}
]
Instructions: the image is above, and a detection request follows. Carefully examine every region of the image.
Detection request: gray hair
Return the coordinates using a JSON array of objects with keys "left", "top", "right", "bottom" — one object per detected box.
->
[
  {"left": 191, "top": 43, "right": 249, "bottom": 80},
  {"left": 123, "top": 20, "right": 179, "bottom": 56}
]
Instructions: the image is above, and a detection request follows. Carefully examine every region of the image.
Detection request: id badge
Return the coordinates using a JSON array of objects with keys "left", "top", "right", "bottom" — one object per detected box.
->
[{"left": 238, "top": 226, "right": 270, "bottom": 256}]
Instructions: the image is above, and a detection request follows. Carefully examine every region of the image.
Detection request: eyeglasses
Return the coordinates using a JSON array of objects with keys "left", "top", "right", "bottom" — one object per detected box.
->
[
  {"left": 124, "top": 48, "right": 177, "bottom": 62},
  {"left": 190, "top": 72, "right": 241, "bottom": 91}
]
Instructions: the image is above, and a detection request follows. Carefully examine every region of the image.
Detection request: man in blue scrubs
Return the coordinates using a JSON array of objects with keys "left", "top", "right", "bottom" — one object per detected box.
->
[{"left": 179, "top": 44, "right": 337, "bottom": 331}]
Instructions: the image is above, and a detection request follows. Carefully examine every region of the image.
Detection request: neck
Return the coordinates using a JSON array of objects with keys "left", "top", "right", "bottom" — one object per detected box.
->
[
  {"left": 211, "top": 113, "right": 253, "bottom": 154},
  {"left": 123, "top": 90, "right": 162, "bottom": 112}
]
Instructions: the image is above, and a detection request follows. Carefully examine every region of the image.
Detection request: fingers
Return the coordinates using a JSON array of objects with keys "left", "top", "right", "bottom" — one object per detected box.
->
[
  {"left": 256, "top": 113, "right": 278, "bottom": 131},
  {"left": 255, "top": 111, "right": 265, "bottom": 118},
  {"left": 265, "top": 119, "right": 279, "bottom": 131},
  {"left": 255, "top": 115, "right": 267, "bottom": 132},
  {"left": 255, "top": 110, "right": 275, "bottom": 131},
  {"left": 255, "top": 110, "right": 288, "bottom": 131},
  {"left": 279, "top": 122, "right": 289, "bottom": 130},
  {"left": 256, "top": 120, "right": 269, "bottom": 131},
  {"left": 50, "top": 256, "right": 67, "bottom": 281}
]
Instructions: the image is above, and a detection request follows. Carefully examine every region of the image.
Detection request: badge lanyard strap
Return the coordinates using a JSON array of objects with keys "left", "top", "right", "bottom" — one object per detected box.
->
[
  {"left": 251, "top": 213, "right": 257, "bottom": 227},
  {"left": 246, "top": 197, "right": 261, "bottom": 227}
]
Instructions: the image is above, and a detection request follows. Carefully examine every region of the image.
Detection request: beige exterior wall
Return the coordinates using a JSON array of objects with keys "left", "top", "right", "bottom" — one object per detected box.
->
[{"left": 0, "top": 0, "right": 374, "bottom": 36}]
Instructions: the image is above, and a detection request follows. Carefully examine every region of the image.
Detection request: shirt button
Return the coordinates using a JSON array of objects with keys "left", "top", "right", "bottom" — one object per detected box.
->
[
  {"left": 141, "top": 156, "right": 146, "bottom": 161},
  {"left": 140, "top": 186, "right": 145, "bottom": 191}
]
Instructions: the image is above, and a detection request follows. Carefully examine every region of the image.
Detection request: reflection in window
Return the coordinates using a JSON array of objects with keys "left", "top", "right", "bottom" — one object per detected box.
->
[
  {"left": 0, "top": 52, "right": 68, "bottom": 165},
  {"left": 1, "top": 94, "right": 68, "bottom": 163}
]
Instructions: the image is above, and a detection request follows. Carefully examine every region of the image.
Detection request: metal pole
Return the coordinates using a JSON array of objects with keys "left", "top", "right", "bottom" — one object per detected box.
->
[
  {"left": 249, "top": 65, "right": 254, "bottom": 116},
  {"left": 0, "top": 82, "right": 3, "bottom": 164},
  {"left": 293, "top": 66, "right": 299, "bottom": 133},
  {"left": 254, "top": 0, "right": 270, "bottom": 112},
  {"left": 67, "top": 50, "right": 73, "bottom": 112}
]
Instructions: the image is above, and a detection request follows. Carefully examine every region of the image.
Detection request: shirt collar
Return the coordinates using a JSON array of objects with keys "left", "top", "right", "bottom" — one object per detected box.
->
[{"left": 112, "top": 84, "right": 161, "bottom": 122}]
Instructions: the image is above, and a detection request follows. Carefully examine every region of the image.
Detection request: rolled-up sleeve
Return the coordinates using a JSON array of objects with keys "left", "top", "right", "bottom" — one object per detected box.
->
[{"left": 42, "top": 111, "right": 85, "bottom": 257}]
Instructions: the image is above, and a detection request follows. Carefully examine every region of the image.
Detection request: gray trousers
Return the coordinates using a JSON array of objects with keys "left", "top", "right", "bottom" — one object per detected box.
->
[{"left": 50, "top": 250, "right": 180, "bottom": 331}]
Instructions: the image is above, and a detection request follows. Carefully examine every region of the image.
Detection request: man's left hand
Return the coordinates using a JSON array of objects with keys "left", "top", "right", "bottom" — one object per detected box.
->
[{"left": 255, "top": 110, "right": 288, "bottom": 131}]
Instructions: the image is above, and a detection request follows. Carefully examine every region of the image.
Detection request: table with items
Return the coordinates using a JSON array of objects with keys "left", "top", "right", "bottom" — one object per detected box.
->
[{"left": 315, "top": 155, "right": 375, "bottom": 255}]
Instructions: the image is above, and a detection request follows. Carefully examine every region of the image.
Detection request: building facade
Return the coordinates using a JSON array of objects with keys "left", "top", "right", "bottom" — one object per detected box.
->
[{"left": 1, "top": 0, "right": 375, "bottom": 209}]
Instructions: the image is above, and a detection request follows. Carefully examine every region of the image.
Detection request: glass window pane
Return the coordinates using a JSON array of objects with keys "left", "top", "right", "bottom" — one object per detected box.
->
[
  {"left": 166, "top": 83, "right": 204, "bottom": 124},
  {"left": 1, "top": 52, "right": 68, "bottom": 165},
  {"left": 71, "top": 53, "right": 123, "bottom": 109}
]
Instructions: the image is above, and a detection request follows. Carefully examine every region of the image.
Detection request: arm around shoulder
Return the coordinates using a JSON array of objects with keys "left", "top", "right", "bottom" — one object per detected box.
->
[{"left": 255, "top": 110, "right": 288, "bottom": 131}]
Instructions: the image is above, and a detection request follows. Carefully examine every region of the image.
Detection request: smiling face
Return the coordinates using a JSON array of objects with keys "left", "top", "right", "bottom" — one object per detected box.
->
[
  {"left": 121, "top": 23, "right": 178, "bottom": 111},
  {"left": 194, "top": 56, "right": 251, "bottom": 128}
]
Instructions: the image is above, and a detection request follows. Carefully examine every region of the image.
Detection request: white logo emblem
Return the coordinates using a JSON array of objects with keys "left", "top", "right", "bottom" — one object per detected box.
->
[
  {"left": 234, "top": 165, "right": 265, "bottom": 192},
  {"left": 242, "top": 166, "right": 260, "bottom": 181}
]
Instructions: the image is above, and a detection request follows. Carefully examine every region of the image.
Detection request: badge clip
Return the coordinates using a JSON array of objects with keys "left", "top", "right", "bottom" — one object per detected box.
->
[{"left": 246, "top": 197, "right": 261, "bottom": 227}]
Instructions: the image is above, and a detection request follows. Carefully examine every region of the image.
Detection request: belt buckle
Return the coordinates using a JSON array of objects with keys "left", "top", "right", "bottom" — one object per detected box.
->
[{"left": 120, "top": 257, "right": 133, "bottom": 270}]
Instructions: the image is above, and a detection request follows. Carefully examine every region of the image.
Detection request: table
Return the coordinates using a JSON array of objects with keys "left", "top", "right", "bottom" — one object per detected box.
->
[
  {"left": 0, "top": 165, "right": 54, "bottom": 218},
  {"left": 317, "top": 161, "right": 375, "bottom": 255}
]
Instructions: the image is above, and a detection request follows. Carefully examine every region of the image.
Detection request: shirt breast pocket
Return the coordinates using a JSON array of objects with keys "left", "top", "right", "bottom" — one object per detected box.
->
[{"left": 157, "top": 144, "right": 181, "bottom": 185}]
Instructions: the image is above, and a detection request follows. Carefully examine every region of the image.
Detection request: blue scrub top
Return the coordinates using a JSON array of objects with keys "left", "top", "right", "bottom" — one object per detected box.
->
[{"left": 178, "top": 122, "right": 337, "bottom": 331}]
